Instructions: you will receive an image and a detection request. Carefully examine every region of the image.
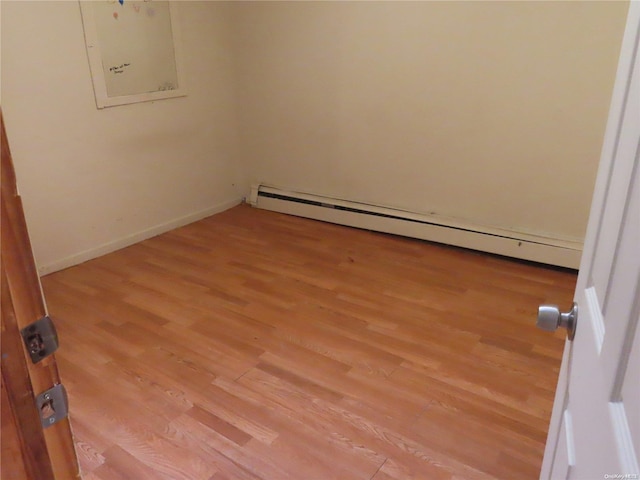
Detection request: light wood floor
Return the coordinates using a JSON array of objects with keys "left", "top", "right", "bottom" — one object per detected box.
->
[{"left": 41, "top": 204, "right": 576, "bottom": 480}]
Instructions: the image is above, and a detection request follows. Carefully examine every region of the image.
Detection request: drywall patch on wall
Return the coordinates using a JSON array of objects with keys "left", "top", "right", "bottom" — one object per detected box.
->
[{"left": 80, "top": 1, "right": 187, "bottom": 108}]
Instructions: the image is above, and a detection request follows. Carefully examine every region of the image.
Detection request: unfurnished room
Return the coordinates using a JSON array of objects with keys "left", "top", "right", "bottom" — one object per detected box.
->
[{"left": 1, "top": 1, "right": 639, "bottom": 479}]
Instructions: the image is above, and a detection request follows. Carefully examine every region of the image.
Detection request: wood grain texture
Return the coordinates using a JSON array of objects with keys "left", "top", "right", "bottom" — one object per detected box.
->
[
  {"left": 41, "top": 204, "right": 576, "bottom": 479},
  {"left": 1, "top": 366, "right": 31, "bottom": 480},
  {"left": 1, "top": 266, "right": 53, "bottom": 480}
]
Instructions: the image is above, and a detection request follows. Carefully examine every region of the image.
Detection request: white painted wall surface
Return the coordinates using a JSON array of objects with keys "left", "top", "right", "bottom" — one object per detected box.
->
[
  {"left": 1, "top": 1, "right": 246, "bottom": 273},
  {"left": 234, "top": 1, "right": 628, "bottom": 244}
]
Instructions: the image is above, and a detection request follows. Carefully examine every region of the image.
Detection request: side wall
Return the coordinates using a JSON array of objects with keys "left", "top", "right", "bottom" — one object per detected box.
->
[
  {"left": 1, "top": 1, "right": 246, "bottom": 273},
  {"left": 235, "top": 1, "right": 628, "bottom": 243}
]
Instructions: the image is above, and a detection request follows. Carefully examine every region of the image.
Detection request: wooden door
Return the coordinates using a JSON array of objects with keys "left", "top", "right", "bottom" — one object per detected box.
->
[
  {"left": 1, "top": 110, "right": 79, "bottom": 479},
  {"left": 540, "top": 3, "right": 639, "bottom": 478}
]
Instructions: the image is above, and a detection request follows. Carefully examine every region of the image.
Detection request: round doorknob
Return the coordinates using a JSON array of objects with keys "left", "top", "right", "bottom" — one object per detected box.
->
[{"left": 537, "top": 302, "right": 577, "bottom": 340}]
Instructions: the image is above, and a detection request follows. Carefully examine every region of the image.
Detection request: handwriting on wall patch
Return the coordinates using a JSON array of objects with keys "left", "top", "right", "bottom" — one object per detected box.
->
[{"left": 109, "top": 63, "right": 131, "bottom": 74}]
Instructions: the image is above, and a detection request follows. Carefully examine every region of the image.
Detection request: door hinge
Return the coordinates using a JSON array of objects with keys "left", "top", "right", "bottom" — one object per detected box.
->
[
  {"left": 36, "top": 384, "right": 69, "bottom": 428},
  {"left": 20, "top": 315, "right": 59, "bottom": 363}
]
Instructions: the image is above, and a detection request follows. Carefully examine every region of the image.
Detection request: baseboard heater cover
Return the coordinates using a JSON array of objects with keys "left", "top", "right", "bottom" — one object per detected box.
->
[{"left": 249, "top": 185, "right": 581, "bottom": 269}]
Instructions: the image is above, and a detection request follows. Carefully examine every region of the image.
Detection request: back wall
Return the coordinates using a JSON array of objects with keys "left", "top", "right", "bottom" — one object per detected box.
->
[{"left": 235, "top": 1, "right": 628, "bottom": 243}]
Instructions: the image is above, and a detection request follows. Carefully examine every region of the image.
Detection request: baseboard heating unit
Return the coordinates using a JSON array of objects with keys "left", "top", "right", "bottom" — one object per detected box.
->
[{"left": 249, "top": 185, "right": 581, "bottom": 269}]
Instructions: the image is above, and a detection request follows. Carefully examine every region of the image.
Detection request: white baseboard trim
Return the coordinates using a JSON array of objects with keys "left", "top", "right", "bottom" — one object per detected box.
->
[
  {"left": 38, "top": 197, "right": 243, "bottom": 275},
  {"left": 251, "top": 185, "right": 582, "bottom": 269}
]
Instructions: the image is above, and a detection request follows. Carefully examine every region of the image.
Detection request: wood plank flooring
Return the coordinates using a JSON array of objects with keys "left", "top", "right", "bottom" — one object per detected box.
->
[{"left": 40, "top": 204, "right": 576, "bottom": 480}]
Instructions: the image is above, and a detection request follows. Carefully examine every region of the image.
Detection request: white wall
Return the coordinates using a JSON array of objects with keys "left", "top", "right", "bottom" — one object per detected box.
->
[
  {"left": 235, "top": 1, "right": 628, "bottom": 243},
  {"left": 1, "top": 1, "right": 246, "bottom": 273}
]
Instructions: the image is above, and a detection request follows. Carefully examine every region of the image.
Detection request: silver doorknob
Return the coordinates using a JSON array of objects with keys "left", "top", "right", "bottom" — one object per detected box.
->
[{"left": 537, "top": 302, "right": 577, "bottom": 340}]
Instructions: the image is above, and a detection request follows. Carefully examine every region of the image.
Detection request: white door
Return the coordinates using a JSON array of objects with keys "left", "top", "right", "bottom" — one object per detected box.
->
[{"left": 540, "top": 3, "right": 640, "bottom": 479}]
